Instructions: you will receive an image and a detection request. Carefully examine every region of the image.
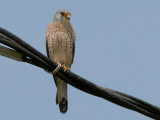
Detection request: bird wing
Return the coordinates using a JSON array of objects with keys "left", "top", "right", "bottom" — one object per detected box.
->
[
  {"left": 70, "top": 24, "right": 76, "bottom": 64},
  {"left": 46, "top": 22, "right": 58, "bottom": 86}
]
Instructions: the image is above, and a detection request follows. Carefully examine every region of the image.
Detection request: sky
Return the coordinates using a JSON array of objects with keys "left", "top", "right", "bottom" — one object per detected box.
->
[{"left": 0, "top": 0, "right": 160, "bottom": 120}]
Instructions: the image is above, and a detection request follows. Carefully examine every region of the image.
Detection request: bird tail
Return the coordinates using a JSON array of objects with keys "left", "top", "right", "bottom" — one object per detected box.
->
[{"left": 53, "top": 75, "right": 68, "bottom": 113}]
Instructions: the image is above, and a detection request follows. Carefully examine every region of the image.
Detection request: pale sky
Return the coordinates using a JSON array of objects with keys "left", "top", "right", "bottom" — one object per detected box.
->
[{"left": 0, "top": 0, "right": 160, "bottom": 120}]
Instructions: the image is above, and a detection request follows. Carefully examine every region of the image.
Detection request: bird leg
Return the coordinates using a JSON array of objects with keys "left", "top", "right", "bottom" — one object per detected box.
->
[
  {"left": 54, "top": 59, "right": 70, "bottom": 71},
  {"left": 62, "top": 63, "right": 71, "bottom": 71}
]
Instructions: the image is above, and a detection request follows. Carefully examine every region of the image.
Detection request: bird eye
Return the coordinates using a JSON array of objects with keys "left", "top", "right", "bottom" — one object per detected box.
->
[{"left": 61, "top": 12, "right": 65, "bottom": 16}]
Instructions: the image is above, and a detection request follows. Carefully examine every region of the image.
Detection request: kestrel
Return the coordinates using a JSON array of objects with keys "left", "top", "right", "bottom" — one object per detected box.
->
[{"left": 46, "top": 9, "right": 76, "bottom": 113}]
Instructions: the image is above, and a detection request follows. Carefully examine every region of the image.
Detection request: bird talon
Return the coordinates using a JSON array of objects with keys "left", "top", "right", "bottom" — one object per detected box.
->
[{"left": 62, "top": 64, "right": 71, "bottom": 71}]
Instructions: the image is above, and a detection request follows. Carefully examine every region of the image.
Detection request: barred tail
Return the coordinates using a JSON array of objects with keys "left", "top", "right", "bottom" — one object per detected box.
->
[{"left": 54, "top": 75, "right": 68, "bottom": 113}]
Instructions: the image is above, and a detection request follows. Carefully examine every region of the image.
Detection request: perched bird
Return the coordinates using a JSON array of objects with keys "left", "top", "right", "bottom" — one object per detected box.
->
[{"left": 46, "top": 9, "right": 76, "bottom": 113}]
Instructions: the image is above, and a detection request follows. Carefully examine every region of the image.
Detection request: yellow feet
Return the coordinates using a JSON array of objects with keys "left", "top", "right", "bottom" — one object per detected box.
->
[
  {"left": 54, "top": 59, "right": 70, "bottom": 72},
  {"left": 62, "top": 64, "right": 71, "bottom": 71}
]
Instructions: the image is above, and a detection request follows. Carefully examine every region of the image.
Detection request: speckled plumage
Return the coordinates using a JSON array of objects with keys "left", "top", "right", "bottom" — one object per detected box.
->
[{"left": 46, "top": 9, "right": 75, "bottom": 113}]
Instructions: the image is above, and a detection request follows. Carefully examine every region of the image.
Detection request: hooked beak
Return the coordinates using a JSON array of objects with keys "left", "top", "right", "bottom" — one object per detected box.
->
[{"left": 65, "top": 14, "right": 71, "bottom": 20}]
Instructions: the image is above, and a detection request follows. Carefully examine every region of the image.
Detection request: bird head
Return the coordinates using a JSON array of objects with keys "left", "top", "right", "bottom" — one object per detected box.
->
[{"left": 53, "top": 9, "right": 71, "bottom": 24}]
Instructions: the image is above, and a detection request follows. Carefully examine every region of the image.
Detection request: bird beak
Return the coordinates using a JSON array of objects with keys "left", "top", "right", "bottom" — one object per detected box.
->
[{"left": 65, "top": 14, "right": 71, "bottom": 20}]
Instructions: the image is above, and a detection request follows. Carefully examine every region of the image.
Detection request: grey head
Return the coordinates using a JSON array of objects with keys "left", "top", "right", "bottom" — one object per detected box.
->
[{"left": 53, "top": 9, "right": 71, "bottom": 23}]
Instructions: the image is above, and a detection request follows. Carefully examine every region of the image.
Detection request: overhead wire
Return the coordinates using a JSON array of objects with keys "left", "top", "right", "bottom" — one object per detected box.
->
[{"left": 0, "top": 27, "right": 160, "bottom": 120}]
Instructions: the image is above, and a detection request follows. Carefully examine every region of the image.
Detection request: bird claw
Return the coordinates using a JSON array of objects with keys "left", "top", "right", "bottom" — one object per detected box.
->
[
  {"left": 54, "top": 59, "right": 70, "bottom": 72},
  {"left": 62, "top": 64, "right": 70, "bottom": 71}
]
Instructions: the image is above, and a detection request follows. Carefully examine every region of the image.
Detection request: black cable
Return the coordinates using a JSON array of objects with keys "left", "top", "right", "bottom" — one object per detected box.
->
[
  {"left": 0, "top": 27, "right": 58, "bottom": 70},
  {"left": 0, "top": 27, "right": 160, "bottom": 120},
  {"left": 21, "top": 55, "right": 42, "bottom": 68},
  {"left": 0, "top": 37, "right": 52, "bottom": 71},
  {"left": 58, "top": 71, "right": 160, "bottom": 119}
]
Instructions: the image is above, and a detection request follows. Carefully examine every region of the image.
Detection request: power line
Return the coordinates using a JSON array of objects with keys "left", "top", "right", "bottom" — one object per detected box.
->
[{"left": 0, "top": 27, "right": 160, "bottom": 120}]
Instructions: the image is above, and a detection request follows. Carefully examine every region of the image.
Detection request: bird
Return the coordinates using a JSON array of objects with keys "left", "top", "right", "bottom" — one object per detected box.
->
[{"left": 46, "top": 9, "right": 76, "bottom": 113}]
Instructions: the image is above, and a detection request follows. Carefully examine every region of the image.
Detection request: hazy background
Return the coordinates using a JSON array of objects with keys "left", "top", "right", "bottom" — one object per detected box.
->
[{"left": 0, "top": 0, "right": 160, "bottom": 120}]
